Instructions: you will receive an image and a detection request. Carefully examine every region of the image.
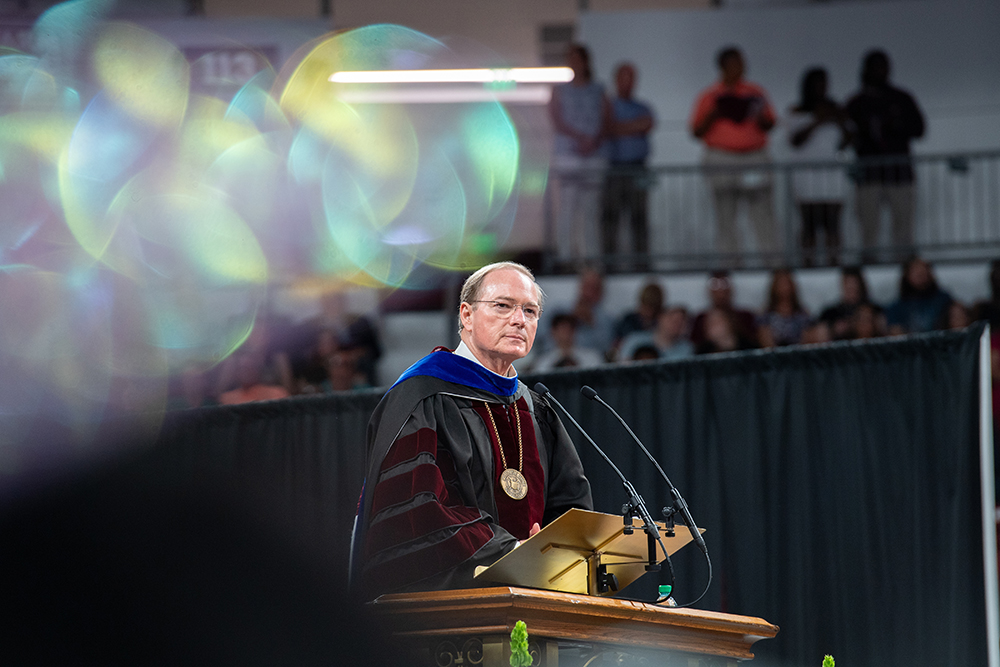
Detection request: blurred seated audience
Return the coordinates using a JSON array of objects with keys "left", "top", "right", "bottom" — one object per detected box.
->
[
  {"left": 531, "top": 314, "right": 605, "bottom": 372},
  {"left": 630, "top": 344, "right": 660, "bottom": 361},
  {"left": 850, "top": 302, "right": 887, "bottom": 340},
  {"left": 691, "top": 270, "right": 758, "bottom": 347},
  {"left": 538, "top": 268, "right": 615, "bottom": 358},
  {"left": 758, "top": 269, "right": 812, "bottom": 347},
  {"left": 943, "top": 300, "right": 972, "bottom": 330},
  {"left": 291, "top": 291, "right": 381, "bottom": 388},
  {"left": 219, "top": 350, "right": 290, "bottom": 405},
  {"left": 614, "top": 282, "right": 664, "bottom": 346},
  {"left": 214, "top": 318, "right": 294, "bottom": 396},
  {"left": 972, "top": 260, "right": 1000, "bottom": 328},
  {"left": 885, "top": 257, "right": 951, "bottom": 334},
  {"left": 167, "top": 364, "right": 217, "bottom": 410},
  {"left": 818, "top": 266, "right": 876, "bottom": 340},
  {"left": 322, "top": 349, "right": 373, "bottom": 392},
  {"left": 619, "top": 306, "right": 694, "bottom": 362},
  {"left": 696, "top": 308, "right": 757, "bottom": 355}
]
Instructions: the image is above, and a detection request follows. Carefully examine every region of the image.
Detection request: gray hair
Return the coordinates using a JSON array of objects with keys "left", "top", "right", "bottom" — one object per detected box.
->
[{"left": 457, "top": 261, "right": 544, "bottom": 334}]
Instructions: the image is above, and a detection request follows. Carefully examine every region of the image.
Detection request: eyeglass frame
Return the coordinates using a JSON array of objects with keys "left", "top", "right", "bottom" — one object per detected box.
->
[{"left": 468, "top": 299, "right": 543, "bottom": 322}]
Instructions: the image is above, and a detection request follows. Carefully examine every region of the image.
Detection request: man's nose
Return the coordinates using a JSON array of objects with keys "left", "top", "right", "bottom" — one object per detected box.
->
[{"left": 509, "top": 306, "right": 527, "bottom": 325}]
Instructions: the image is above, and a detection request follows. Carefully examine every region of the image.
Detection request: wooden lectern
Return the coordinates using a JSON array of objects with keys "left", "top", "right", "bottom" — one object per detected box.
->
[
  {"left": 369, "top": 510, "right": 778, "bottom": 666},
  {"left": 371, "top": 586, "right": 778, "bottom": 667}
]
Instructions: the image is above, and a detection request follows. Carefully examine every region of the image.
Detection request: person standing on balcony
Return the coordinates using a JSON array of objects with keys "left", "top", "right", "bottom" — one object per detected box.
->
[
  {"left": 845, "top": 50, "right": 925, "bottom": 263},
  {"left": 601, "top": 62, "right": 655, "bottom": 271},
  {"left": 549, "top": 44, "right": 610, "bottom": 268},
  {"left": 690, "top": 46, "right": 778, "bottom": 264},
  {"left": 787, "top": 67, "right": 852, "bottom": 267}
]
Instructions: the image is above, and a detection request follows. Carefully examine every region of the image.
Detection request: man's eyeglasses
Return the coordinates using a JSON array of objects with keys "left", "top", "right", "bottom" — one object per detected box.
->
[{"left": 471, "top": 300, "right": 542, "bottom": 323}]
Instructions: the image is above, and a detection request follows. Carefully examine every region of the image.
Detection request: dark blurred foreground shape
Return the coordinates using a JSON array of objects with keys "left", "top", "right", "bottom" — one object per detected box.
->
[{"left": 0, "top": 425, "right": 404, "bottom": 667}]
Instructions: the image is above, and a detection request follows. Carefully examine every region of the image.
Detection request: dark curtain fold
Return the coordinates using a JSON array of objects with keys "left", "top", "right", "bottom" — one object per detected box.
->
[{"left": 152, "top": 326, "right": 989, "bottom": 667}]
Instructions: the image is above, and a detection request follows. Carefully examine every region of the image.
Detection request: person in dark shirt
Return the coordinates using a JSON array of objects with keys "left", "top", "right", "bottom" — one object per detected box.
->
[
  {"left": 845, "top": 50, "right": 925, "bottom": 262},
  {"left": 690, "top": 270, "right": 758, "bottom": 347},
  {"left": 818, "top": 266, "right": 880, "bottom": 340},
  {"left": 885, "top": 257, "right": 951, "bottom": 335}
]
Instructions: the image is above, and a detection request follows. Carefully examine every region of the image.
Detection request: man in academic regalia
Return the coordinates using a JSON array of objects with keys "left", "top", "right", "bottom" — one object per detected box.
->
[{"left": 355, "top": 262, "right": 593, "bottom": 600}]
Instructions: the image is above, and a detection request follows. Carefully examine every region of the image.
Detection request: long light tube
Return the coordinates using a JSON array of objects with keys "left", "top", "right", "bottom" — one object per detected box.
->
[{"left": 328, "top": 67, "right": 573, "bottom": 84}]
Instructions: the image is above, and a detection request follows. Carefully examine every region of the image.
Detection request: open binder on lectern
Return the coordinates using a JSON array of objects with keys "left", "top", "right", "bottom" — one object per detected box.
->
[{"left": 473, "top": 508, "right": 704, "bottom": 596}]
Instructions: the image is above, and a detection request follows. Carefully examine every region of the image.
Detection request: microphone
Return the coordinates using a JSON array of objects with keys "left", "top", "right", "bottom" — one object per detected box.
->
[
  {"left": 581, "top": 385, "right": 708, "bottom": 557},
  {"left": 533, "top": 383, "right": 661, "bottom": 546}
]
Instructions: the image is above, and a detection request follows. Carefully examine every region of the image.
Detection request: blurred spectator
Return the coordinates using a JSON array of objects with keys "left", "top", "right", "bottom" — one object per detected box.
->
[
  {"left": 758, "top": 269, "right": 812, "bottom": 347},
  {"left": 787, "top": 67, "right": 852, "bottom": 266},
  {"left": 630, "top": 344, "right": 660, "bottom": 362},
  {"left": 292, "top": 291, "right": 381, "bottom": 388},
  {"left": 531, "top": 314, "right": 604, "bottom": 372},
  {"left": 885, "top": 257, "right": 951, "bottom": 334},
  {"left": 691, "top": 270, "right": 758, "bottom": 347},
  {"left": 619, "top": 307, "right": 694, "bottom": 362},
  {"left": 601, "top": 62, "right": 655, "bottom": 270},
  {"left": 885, "top": 257, "right": 952, "bottom": 335},
  {"left": 943, "top": 300, "right": 972, "bottom": 330},
  {"left": 846, "top": 50, "right": 926, "bottom": 262},
  {"left": 818, "top": 266, "right": 876, "bottom": 340},
  {"left": 972, "top": 259, "right": 1000, "bottom": 329},
  {"left": 558, "top": 268, "right": 615, "bottom": 356},
  {"left": 695, "top": 308, "right": 756, "bottom": 355},
  {"left": 613, "top": 282, "right": 664, "bottom": 346},
  {"left": 214, "top": 318, "right": 294, "bottom": 397},
  {"left": 219, "top": 350, "right": 290, "bottom": 405},
  {"left": 322, "top": 349, "right": 372, "bottom": 392},
  {"left": 690, "top": 46, "right": 777, "bottom": 259},
  {"left": 167, "top": 364, "right": 217, "bottom": 410},
  {"left": 850, "top": 302, "right": 887, "bottom": 340},
  {"left": 294, "top": 329, "right": 340, "bottom": 393},
  {"left": 549, "top": 44, "right": 610, "bottom": 265}
]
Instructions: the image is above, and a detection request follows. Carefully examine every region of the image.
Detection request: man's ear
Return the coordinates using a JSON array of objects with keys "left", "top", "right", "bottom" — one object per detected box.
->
[{"left": 459, "top": 302, "right": 473, "bottom": 331}]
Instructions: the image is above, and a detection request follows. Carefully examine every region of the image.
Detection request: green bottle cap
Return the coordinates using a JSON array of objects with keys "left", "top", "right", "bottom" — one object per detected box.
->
[{"left": 658, "top": 585, "right": 672, "bottom": 597}]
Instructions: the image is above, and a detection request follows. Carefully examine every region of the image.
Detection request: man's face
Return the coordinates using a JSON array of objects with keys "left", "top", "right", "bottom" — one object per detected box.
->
[
  {"left": 460, "top": 268, "right": 540, "bottom": 369},
  {"left": 616, "top": 65, "right": 635, "bottom": 99},
  {"left": 708, "top": 276, "right": 733, "bottom": 308}
]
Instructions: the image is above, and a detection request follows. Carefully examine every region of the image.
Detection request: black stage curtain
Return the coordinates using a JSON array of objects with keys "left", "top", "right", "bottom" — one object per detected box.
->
[{"left": 153, "top": 326, "right": 988, "bottom": 667}]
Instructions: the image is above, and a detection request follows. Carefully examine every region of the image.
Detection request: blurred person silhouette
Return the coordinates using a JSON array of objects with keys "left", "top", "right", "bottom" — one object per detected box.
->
[
  {"left": 690, "top": 270, "right": 758, "bottom": 347},
  {"left": 613, "top": 281, "right": 665, "bottom": 346},
  {"left": 972, "top": 259, "right": 1000, "bottom": 329},
  {"left": 619, "top": 306, "right": 694, "bottom": 362},
  {"left": 629, "top": 344, "right": 660, "bottom": 362},
  {"left": 167, "top": 364, "right": 217, "bottom": 410},
  {"left": 757, "top": 269, "right": 812, "bottom": 347},
  {"left": 885, "top": 257, "right": 951, "bottom": 334},
  {"left": 322, "top": 349, "right": 371, "bottom": 392},
  {"left": 218, "top": 349, "right": 290, "bottom": 405},
  {"left": 690, "top": 47, "right": 777, "bottom": 262},
  {"left": 292, "top": 291, "right": 381, "bottom": 388},
  {"left": 849, "top": 302, "right": 887, "bottom": 340},
  {"left": 695, "top": 307, "right": 756, "bottom": 355},
  {"left": 530, "top": 314, "right": 604, "bottom": 372},
  {"left": 601, "top": 62, "right": 655, "bottom": 270},
  {"left": 943, "top": 300, "right": 972, "bottom": 331},
  {"left": 539, "top": 268, "right": 615, "bottom": 358},
  {"left": 818, "top": 266, "right": 878, "bottom": 340},
  {"left": 845, "top": 50, "right": 926, "bottom": 262},
  {"left": 549, "top": 44, "right": 610, "bottom": 266},
  {"left": 787, "top": 67, "right": 852, "bottom": 266}
]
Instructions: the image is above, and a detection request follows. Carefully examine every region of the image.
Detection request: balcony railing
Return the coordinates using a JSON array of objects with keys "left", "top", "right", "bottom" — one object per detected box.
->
[{"left": 542, "top": 149, "right": 1000, "bottom": 273}]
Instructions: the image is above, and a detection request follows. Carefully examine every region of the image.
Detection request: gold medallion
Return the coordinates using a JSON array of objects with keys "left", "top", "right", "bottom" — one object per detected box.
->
[{"left": 500, "top": 468, "right": 528, "bottom": 500}]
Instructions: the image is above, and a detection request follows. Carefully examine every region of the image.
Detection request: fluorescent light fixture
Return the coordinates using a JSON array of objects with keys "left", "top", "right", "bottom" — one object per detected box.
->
[
  {"left": 336, "top": 85, "right": 552, "bottom": 105},
  {"left": 329, "top": 67, "right": 573, "bottom": 84}
]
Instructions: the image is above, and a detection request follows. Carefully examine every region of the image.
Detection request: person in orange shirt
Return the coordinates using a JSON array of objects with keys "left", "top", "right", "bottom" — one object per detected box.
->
[{"left": 690, "top": 47, "right": 777, "bottom": 261}]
